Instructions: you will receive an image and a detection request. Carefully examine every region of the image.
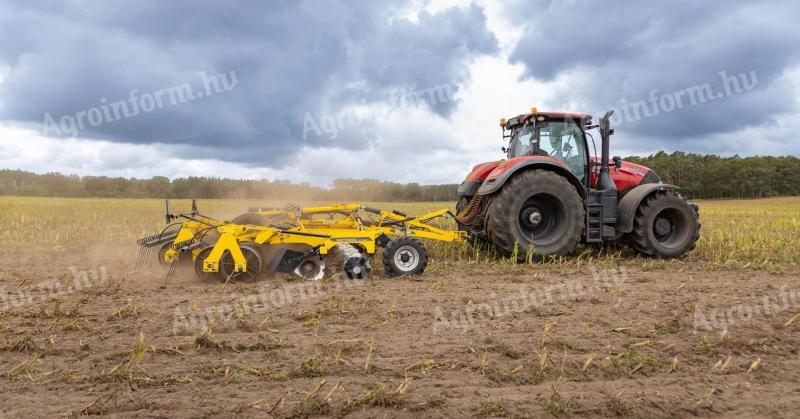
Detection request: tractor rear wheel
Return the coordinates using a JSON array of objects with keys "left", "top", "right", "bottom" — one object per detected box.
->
[
  {"left": 486, "top": 169, "right": 584, "bottom": 260},
  {"left": 629, "top": 190, "right": 699, "bottom": 258}
]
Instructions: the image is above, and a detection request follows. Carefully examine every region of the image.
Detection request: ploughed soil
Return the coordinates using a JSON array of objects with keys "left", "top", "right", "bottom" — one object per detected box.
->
[{"left": 1, "top": 246, "right": 799, "bottom": 418}]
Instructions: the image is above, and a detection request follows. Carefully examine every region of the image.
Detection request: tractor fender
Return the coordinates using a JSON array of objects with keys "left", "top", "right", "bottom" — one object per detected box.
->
[
  {"left": 616, "top": 183, "right": 679, "bottom": 233},
  {"left": 457, "top": 180, "right": 482, "bottom": 197},
  {"left": 476, "top": 159, "right": 586, "bottom": 198}
]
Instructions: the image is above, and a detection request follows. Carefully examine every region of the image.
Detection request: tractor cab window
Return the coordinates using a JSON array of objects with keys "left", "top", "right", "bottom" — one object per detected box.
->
[
  {"left": 507, "top": 119, "right": 588, "bottom": 183},
  {"left": 508, "top": 124, "right": 536, "bottom": 158},
  {"left": 538, "top": 121, "right": 588, "bottom": 183}
]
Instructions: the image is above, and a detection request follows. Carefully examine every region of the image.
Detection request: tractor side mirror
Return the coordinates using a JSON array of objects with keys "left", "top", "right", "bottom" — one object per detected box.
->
[{"left": 612, "top": 156, "right": 622, "bottom": 170}]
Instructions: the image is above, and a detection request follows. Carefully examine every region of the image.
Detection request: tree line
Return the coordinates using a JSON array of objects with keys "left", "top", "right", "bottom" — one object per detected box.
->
[
  {"left": 0, "top": 170, "right": 459, "bottom": 202},
  {"left": 0, "top": 152, "right": 798, "bottom": 201},
  {"left": 624, "top": 152, "right": 800, "bottom": 199}
]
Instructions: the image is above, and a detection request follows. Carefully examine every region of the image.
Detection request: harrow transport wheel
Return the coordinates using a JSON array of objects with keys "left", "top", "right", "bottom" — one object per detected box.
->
[
  {"left": 194, "top": 246, "right": 221, "bottom": 282},
  {"left": 219, "top": 244, "right": 264, "bottom": 283},
  {"left": 486, "top": 169, "right": 584, "bottom": 261},
  {"left": 382, "top": 236, "right": 428, "bottom": 277},
  {"left": 629, "top": 190, "right": 700, "bottom": 258}
]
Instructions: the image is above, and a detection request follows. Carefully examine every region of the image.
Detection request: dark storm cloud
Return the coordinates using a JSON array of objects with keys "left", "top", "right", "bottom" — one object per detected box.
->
[
  {"left": 508, "top": 0, "right": 800, "bottom": 154},
  {"left": 0, "top": 1, "right": 497, "bottom": 164}
]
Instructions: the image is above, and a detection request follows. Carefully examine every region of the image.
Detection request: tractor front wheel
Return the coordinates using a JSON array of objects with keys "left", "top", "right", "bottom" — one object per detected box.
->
[
  {"left": 629, "top": 190, "right": 700, "bottom": 258},
  {"left": 486, "top": 169, "right": 584, "bottom": 260}
]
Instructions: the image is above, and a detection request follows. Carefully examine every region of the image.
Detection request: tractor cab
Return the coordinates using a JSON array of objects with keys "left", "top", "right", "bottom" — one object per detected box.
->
[{"left": 504, "top": 110, "right": 591, "bottom": 184}]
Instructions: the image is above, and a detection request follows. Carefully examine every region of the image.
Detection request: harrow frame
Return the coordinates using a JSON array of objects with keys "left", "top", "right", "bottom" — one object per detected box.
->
[{"left": 138, "top": 200, "right": 465, "bottom": 281}]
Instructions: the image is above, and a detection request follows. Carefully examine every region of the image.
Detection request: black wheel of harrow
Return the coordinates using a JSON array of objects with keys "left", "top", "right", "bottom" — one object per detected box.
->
[
  {"left": 219, "top": 244, "right": 264, "bottom": 283},
  {"left": 194, "top": 246, "right": 222, "bottom": 282}
]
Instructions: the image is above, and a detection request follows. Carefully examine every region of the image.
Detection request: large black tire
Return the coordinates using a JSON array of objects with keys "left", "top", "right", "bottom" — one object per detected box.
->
[
  {"left": 629, "top": 190, "right": 700, "bottom": 258},
  {"left": 382, "top": 236, "right": 428, "bottom": 277},
  {"left": 486, "top": 169, "right": 584, "bottom": 260}
]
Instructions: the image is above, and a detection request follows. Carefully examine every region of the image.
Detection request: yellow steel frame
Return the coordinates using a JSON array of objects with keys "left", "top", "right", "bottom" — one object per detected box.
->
[{"left": 161, "top": 203, "right": 465, "bottom": 274}]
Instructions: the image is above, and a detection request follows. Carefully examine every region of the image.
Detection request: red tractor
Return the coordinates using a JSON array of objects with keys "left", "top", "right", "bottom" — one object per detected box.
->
[{"left": 456, "top": 109, "right": 700, "bottom": 259}]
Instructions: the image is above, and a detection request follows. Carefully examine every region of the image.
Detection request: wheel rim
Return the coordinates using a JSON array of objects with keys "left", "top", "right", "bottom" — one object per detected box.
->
[
  {"left": 652, "top": 207, "right": 689, "bottom": 248},
  {"left": 393, "top": 245, "right": 420, "bottom": 272},
  {"left": 220, "top": 247, "right": 262, "bottom": 282},
  {"left": 517, "top": 193, "right": 567, "bottom": 246}
]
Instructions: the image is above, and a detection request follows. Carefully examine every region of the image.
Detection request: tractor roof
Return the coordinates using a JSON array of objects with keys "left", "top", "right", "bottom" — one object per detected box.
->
[
  {"left": 503, "top": 110, "right": 592, "bottom": 128},
  {"left": 529, "top": 111, "right": 592, "bottom": 120}
]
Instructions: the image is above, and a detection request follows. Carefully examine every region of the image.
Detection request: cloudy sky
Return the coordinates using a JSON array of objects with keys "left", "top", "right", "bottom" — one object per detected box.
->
[{"left": 0, "top": 0, "right": 798, "bottom": 186}]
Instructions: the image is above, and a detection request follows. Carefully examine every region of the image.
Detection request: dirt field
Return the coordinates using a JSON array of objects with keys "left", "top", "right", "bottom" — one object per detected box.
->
[{"left": 0, "top": 197, "right": 798, "bottom": 417}]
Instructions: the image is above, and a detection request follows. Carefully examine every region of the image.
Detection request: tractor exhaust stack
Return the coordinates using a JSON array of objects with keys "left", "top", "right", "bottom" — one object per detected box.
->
[{"left": 598, "top": 110, "right": 617, "bottom": 193}]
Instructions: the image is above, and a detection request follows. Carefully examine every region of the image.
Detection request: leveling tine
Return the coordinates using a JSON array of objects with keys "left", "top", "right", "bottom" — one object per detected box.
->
[
  {"left": 165, "top": 251, "right": 183, "bottom": 281},
  {"left": 135, "top": 243, "right": 156, "bottom": 269}
]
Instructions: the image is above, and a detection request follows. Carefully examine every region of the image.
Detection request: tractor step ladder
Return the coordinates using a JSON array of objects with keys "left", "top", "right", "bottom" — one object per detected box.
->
[{"left": 586, "top": 203, "right": 603, "bottom": 243}]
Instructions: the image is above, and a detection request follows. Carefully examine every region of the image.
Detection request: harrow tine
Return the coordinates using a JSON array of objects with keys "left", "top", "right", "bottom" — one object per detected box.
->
[
  {"left": 165, "top": 254, "right": 180, "bottom": 282},
  {"left": 135, "top": 229, "right": 183, "bottom": 269},
  {"left": 150, "top": 245, "right": 157, "bottom": 266},
  {"left": 135, "top": 244, "right": 152, "bottom": 270},
  {"left": 135, "top": 247, "right": 143, "bottom": 269},
  {"left": 164, "top": 247, "right": 193, "bottom": 282},
  {"left": 149, "top": 246, "right": 158, "bottom": 266}
]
